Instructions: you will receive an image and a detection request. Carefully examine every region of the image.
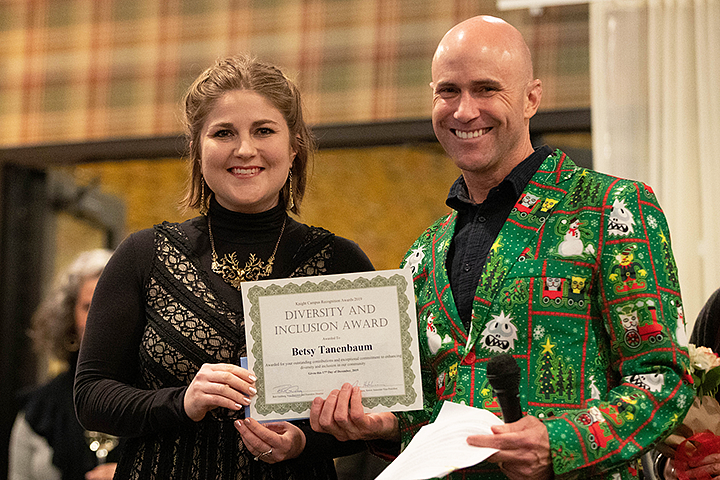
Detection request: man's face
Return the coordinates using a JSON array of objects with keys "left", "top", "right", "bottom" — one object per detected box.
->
[{"left": 431, "top": 40, "right": 537, "bottom": 184}]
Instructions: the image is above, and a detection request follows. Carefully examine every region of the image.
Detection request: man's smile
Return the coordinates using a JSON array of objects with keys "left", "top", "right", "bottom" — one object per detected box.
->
[{"left": 451, "top": 127, "right": 492, "bottom": 139}]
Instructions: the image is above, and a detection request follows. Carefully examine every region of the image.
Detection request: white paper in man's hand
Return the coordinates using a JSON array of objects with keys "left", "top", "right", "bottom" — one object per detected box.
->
[{"left": 375, "top": 401, "right": 503, "bottom": 480}]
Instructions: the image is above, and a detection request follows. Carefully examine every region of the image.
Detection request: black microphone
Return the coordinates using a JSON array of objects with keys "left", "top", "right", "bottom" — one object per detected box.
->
[{"left": 486, "top": 353, "right": 523, "bottom": 423}]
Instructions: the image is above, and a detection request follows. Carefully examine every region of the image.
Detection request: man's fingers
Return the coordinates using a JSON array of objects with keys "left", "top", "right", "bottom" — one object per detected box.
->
[
  {"left": 467, "top": 433, "right": 498, "bottom": 450},
  {"left": 318, "top": 389, "right": 340, "bottom": 428},
  {"left": 308, "top": 384, "right": 383, "bottom": 441},
  {"left": 349, "top": 386, "right": 366, "bottom": 423},
  {"left": 490, "top": 415, "right": 537, "bottom": 434},
  {"left": 313, "top": 388, "right": 353, "bottom": 439},
  {"left": 309, "top": 397, "right": 324, "bottom": 431},
  {"left": 332, "top": 384, "right": 354, "bottom": 425}
]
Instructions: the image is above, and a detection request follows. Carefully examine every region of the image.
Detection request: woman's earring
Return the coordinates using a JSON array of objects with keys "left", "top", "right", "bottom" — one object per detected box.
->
[
  {"left": 200, "top": 177, "right": 209, "bottom": 215},
  {"left": 287, "top": 170, "right": 294, "bottom": 210}
]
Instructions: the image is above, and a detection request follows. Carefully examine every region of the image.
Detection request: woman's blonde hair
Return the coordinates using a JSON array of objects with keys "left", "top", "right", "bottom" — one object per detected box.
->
[{"left": 181, "top": 55, "right": 315, "bottom": 215}]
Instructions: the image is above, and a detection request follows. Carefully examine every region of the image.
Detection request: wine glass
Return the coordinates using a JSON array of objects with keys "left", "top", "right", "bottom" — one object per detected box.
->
[{"left": 84, "top": 430, "right": 120, "bottom": 464}]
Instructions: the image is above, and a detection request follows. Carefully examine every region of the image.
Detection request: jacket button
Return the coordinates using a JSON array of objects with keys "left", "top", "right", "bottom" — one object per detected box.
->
[{"left": 462, "top": 351, "right": 476, "bottom": 364}]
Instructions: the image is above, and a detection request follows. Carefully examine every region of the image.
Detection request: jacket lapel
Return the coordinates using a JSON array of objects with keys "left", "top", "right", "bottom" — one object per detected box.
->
[{"left": 429, "top": 211, "right": 471, "bottom": 343}]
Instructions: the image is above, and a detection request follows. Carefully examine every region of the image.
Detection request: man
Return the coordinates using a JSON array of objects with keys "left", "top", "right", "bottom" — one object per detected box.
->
[{"left": 310, "top": 15, "right": 692, "bottom": 480}]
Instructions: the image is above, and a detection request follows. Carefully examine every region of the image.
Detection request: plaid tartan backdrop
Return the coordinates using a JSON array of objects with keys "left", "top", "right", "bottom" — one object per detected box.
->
[{"left": 0, "top": 0, "right": 589, "bottom": 147}]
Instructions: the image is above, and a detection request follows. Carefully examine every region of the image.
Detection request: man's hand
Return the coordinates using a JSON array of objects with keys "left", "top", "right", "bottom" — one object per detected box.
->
[
  {"left": 467, "top": 415, "right": 553, "bottom": 480},
  {"left": 309, "top": 383, "right": 400, "bottom": 442}
]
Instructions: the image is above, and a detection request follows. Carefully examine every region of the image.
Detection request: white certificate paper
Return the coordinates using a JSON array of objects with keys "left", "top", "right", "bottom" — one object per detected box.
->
[{"left": 241, "top": 269, "right": 423, "bottom": 421}]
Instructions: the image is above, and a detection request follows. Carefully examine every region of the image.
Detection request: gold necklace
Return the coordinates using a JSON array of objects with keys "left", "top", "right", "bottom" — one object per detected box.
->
[{"left": 207, "top": 215, "right": 287, "bottom": 290}]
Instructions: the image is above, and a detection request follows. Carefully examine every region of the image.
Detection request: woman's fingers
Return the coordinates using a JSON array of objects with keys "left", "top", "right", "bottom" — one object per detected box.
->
[
  {"left": 235, "top": 419, "right": 306, "bottom": 463},
  {"left": 184, "top": 363, "right": 257, "bottom": 421},
  {"left": 196, "top": 363, "right": 257, "bottom": 395}
]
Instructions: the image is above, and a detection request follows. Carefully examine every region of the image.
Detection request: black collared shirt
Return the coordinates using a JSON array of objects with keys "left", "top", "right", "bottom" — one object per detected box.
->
[{"left": 446, "top": 145, "right": 553, "bottom": 330}]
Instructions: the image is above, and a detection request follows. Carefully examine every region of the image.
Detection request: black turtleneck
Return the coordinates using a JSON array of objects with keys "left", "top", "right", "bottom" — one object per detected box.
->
[
  {"left": 200, "top": 197, "right": 374, "bottom": 284},
  {"left": 205, "top": 197, "right": 323, "bottom": 281}
]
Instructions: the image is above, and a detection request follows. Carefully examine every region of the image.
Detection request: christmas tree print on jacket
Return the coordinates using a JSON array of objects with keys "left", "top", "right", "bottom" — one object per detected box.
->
[{"left": 398, "top": 150, "right": 692, "bottom": 480}]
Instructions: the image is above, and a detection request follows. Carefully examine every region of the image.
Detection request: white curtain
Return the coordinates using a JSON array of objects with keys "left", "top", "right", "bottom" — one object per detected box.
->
[{"left": 590, "top": 0, "right": 720, "bottom": 330}]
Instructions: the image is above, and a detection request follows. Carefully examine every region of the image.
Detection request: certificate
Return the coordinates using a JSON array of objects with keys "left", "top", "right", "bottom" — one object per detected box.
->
[{"left": 241, "top": 269, "right": 423, "bottom": 421}]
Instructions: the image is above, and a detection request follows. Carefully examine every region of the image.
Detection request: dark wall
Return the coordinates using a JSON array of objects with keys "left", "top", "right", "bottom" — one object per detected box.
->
[{"left": 0, "top": 165, "right": 48, "bottom": 480}]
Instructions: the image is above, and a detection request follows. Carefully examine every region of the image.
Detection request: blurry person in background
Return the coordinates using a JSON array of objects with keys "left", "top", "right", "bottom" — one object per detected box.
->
[{"left": 9, "top": 249, "right": 117, "bottom": 480}]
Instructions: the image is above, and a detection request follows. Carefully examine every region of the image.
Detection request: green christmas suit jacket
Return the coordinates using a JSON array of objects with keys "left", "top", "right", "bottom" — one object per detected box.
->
[{"left": 398, "top": 150, "right": 693, "bottom": 479}]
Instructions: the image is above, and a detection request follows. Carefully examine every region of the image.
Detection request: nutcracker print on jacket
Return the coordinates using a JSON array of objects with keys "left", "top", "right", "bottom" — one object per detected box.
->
[{"left": 399, "top": 150, "right": 693, "bottom": 480}]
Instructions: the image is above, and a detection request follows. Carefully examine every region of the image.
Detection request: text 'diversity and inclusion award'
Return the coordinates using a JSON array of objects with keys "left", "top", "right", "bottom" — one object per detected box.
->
[{"left": 241, "top": 269, "right": 423, "bottom": 421}]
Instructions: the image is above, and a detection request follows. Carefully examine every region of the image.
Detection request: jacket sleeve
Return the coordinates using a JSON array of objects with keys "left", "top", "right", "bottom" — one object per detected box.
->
[{"left": 543, "top": 179, "right": 693, "bottom": 478}]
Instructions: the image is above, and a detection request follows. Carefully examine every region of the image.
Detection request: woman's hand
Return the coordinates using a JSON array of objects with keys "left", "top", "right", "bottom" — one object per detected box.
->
[
  {"left": 184, "top": 363, "right": 256, "bottom": 422},
  {"left": 85, "top": 462, "right": 117, "bottom": 480},
  {"left": 657, "top": 423, "right": 695, "bottom": 458},
  {"left": 235, "top": 418, "right": 306, "bottom": 463}
]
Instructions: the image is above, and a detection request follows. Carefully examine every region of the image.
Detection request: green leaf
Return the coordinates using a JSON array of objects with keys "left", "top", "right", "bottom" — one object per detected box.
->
[{"left": 700, "top": 367, "right": 720, "bottom": 398}]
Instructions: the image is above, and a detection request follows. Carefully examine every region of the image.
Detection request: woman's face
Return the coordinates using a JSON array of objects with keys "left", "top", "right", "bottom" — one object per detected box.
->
[
  {"left": 199, "top": 89, "right": 296, "bottom": 214},
  {"left": 74, "top": 276, "right": 99, "bottom": 342}
]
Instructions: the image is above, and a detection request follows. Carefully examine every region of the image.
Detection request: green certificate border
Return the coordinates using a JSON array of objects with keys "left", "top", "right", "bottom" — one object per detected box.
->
[{"left": 246, "top": 273, "right": 418, "bottom": 416}]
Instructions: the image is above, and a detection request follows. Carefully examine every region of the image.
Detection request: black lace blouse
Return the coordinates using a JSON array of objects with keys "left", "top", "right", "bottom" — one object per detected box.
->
[{"left": 74, "top": 200, "right": 374, "bottom": 479}]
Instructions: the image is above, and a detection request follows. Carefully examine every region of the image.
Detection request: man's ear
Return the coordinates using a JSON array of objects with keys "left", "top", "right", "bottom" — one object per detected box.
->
[{"left": 524, "top": 79, "right": 543, "bottom": 119}]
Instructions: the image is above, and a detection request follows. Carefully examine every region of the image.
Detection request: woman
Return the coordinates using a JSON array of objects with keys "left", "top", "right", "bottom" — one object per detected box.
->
[
  {"left": 654, "top": 291, "right": 720, "bottom": 480},
  {"left": 74, "top": 55, "right": 374, "bottom": 479},
  {"left": 9, "top": 249, "right": 117, "bottom": 480}
]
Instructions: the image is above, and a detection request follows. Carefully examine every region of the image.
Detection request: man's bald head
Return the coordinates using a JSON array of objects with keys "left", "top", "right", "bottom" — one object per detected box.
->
[{"left": 432, "top": 15, "right": 534, "bottom": 86}]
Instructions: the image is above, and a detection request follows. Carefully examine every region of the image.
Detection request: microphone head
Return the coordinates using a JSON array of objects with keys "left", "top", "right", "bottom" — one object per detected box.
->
[{"left": 486, "top": 353, "right": 521, "bottom": 391}]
